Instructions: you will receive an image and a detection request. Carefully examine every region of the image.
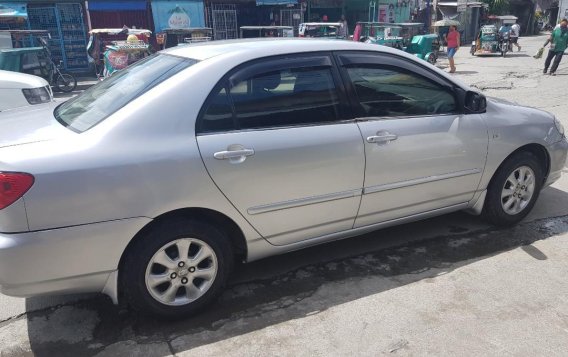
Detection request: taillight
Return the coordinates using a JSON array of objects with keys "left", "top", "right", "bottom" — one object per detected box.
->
[{"left": 0, "top": 172, "right": 34, "bottom": 210}]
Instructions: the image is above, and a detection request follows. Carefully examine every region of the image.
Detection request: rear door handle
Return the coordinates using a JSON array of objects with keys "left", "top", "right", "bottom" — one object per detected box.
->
[{"left": 366, "top": 133, "right": 398, "bottom": 144}]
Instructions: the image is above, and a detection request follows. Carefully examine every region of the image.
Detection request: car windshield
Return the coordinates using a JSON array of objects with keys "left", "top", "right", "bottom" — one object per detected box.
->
[{"left": 54, "top": 54, "right": 197, "bottom": 132}]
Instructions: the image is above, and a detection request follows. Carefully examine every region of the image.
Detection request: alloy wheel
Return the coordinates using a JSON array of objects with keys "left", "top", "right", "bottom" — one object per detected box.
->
[
  {"left": 500, "top": 165, "right": 535, "bottom": 215},
  {"left": 144, "top": 238, "right": 218, "bottom": 306}
]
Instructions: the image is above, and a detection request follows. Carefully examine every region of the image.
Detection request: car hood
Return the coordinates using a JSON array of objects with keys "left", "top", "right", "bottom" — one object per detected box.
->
[{"left": 0, "top": 101, "right": 75, "bottom": 149}]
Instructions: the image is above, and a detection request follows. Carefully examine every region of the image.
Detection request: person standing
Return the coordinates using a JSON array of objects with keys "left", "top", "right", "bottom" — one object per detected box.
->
[
  {"left": 338, "top": 15, "right": 348, "bottom": 39},
  {"left": 511, "top": 22, "right": 521, "bottom": 51},
  {"left": 446, "top": 25, "right": 460, "bottom": 73},
  {"left": 543, "top": 18, "right": 568, "bottom": 76}
]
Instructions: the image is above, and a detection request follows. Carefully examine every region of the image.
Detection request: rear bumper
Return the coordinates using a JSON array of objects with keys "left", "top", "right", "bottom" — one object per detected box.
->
[
  {"left": 545, "top": 137, "right": 568, "bottom": 187},
  {"left": 0, "top": 217, "right": 150, "bottom": 298}
]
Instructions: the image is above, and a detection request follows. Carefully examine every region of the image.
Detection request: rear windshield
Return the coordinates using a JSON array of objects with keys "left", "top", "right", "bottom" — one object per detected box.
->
[{"left": 54, "top": 54, "right": 197, "bottom": 132}]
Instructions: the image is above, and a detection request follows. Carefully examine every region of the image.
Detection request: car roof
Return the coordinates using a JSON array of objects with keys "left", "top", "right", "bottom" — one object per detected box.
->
[
  {"left": 0, "top": 70, "right": 49, "bottom": 89},
  {"left": 164, "top": 38, "right": 401, "bottom": 61},
  {"left": 162, "top": 38, "right": 472, "bottom": 93}
]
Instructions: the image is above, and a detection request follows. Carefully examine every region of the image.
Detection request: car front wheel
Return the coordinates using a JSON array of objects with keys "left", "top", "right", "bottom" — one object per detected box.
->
[
  {"left": 482, "top": 151, "right": 543, "bottom": 227},
  {"left": 122, "top": 219, "right": 233, "bottom": 319}
]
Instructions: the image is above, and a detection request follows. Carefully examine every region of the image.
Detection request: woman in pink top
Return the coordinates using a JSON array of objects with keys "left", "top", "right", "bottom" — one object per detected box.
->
[{"left": 445, "top": 25, "right": 460, "bottom": 73}]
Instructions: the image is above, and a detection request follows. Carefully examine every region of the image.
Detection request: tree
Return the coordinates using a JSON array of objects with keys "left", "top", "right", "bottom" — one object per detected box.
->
[{"left": 482, "top": 0, "right": 510, "bottom": 15}]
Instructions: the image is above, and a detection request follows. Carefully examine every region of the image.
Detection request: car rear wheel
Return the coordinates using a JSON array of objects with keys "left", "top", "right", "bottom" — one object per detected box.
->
[
  {"left": 122, "top": 219, "right": 233, "bottom": 319},
  {"left": 481, "top": 151, "right": 543, "bottom": 227}
]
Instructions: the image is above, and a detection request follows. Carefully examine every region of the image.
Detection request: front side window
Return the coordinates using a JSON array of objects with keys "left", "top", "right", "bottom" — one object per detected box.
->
[
  {"left": 345, "top": 65, "right": 457, "bottom": 118},
  {"left": 230, "top": 66, "right": 340, "bottom": 130},
  {"left": 55, "top": 54, "right": 197, "bottom": 132}
]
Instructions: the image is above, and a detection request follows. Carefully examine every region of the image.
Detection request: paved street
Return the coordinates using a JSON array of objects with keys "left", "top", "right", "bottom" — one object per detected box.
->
[{"left": 1, "top": 34, "right": 568, "bottom": 356}]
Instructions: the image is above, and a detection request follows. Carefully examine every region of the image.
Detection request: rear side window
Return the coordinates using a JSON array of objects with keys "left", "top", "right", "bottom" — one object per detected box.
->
[
  {"left": 200, "top": 87, "right": 235, "bottom": 133},
  {"left": 345, "top": 65, "right": 457, "bottom": 118},
  {"left": 54, "top": 54, "right": 197, "bottom": 132}
]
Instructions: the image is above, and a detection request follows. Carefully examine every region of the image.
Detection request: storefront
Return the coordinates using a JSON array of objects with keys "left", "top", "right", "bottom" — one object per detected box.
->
[
  {"left": 1, "top": 1, "right": 90, "bottom": 71},
  {"left": 87, "top": 0, "right": 153, "bottom": 30},
  {"left": 307, "top": 0, "right": 343, "bottom": 23}
]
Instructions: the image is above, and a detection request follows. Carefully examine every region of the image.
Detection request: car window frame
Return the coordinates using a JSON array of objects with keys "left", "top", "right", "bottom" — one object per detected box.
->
[
  {"left": 196, "top": 52, "right": 354, "bottom": 135},
  {"left": 334, "top": 51, "right": 463, "bottom": 120}
]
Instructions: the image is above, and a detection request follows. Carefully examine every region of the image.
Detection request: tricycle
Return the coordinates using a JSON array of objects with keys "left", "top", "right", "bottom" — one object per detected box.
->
[
  {"left": 353, "top": 22, "right": 404, "bottom": 50},
  {"left": 394, "top": 22, "right": 425, "bottom": 48},
  {"left": 239, "top": 26, "right": 294, "bottom": 38},
  {"left": 0, "top": 30, "right": 77, "bottom": 92},
  {"left": 298, "top": 22, "right": 343, "bottom": 38},
  {"left": 87, "top": 28, "right": 151, "bottom": 79},
  {"left": 471, "top": 25, "right": 501, "bottom": 56},
  {"left": 405, "top": 34, "right": 441, "bottom": 64},
  {"left": 158, "top": 27, "right": 213, "bottom": 49}
]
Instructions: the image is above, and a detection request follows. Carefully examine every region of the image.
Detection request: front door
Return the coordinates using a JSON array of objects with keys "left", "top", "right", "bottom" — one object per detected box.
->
[
  {"left": 197, "top": 55, "right": 365, "bottom": 245},
  {"left": 336, "top": 53, "right": 488, "bottom": 228}
]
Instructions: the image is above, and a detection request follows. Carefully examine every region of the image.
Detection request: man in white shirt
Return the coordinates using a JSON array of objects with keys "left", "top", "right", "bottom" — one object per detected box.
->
[{"left": 511, "top": 22, "right": 521, "bottom": 51}]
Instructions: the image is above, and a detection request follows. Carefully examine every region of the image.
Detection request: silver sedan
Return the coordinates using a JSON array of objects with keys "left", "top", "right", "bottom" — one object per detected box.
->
[{"left": 0, "top": 39, "right": 566, "bottom": 319}]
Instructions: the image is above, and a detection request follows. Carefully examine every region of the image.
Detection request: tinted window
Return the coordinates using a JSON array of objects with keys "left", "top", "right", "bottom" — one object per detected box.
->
[
  {"left": 345, "top": 66, "right": 457, "bottom": 117},
  {"left": 230, "top": 66, "right": 340, "bottom": 130},
  {"left": 200, "top": 87, "right": 235, "bottom": 133},
  {"left": 55, "top": 54, "right": 197, "bottom": 132}
]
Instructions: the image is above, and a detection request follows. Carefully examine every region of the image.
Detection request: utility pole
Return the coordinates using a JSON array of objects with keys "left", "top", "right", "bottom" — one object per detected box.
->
[{"left": 425, "top": 0, "right": 430, "bottom": 32}]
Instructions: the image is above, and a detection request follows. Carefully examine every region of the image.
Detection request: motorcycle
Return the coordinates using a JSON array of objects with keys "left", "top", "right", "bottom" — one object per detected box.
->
[{"left": 499, "top": 32, "right": 512, "bottom": 57}]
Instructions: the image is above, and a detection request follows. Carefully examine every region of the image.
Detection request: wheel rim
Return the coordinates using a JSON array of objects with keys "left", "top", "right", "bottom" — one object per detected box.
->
[
  {"left": 145, "top": 238, "right": 218, "bottom": 306},
  {"left": 501, "top": 165, "right": 535, "bottom": 215}
]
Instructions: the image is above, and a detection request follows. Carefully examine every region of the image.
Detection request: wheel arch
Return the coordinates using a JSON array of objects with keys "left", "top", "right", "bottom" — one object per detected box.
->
[
  {"left": 117, "top": 207, "right": 248, "bottom": 277},
  {"left": 491, "top": 144, "right": 551, "bottom": 186}
]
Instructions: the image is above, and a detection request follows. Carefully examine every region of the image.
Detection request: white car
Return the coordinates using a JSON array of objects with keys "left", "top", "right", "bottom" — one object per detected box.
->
[{"left": 0, "top": 70, "right": 53, "bottom": 112}]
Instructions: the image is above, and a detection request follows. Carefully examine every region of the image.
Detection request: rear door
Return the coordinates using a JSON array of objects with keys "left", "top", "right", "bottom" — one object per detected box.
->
[
  {"left": 196, "top": 54, "right": 365, "bottom": 246},
  {"left": 336, "top": 52, "right": 488, "bottom": 228}
]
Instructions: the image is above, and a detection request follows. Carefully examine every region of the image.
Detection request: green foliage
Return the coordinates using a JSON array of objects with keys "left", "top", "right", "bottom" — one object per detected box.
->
[{"left": 482, "top": 0, "right": 510, "bottom": 15}]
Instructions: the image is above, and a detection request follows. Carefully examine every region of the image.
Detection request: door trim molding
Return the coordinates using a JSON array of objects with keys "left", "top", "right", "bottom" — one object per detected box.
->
[
  {"left": 248, "top": 189, "right": 363, "bottom": 215},
  {"left": 363, "top": 168, "right": 482, "bottom": 195}
]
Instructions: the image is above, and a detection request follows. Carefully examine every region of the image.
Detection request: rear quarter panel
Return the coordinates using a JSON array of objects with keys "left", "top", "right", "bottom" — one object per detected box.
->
[{"left": 0, "top": 56, "right": 263, "bottom": 248}]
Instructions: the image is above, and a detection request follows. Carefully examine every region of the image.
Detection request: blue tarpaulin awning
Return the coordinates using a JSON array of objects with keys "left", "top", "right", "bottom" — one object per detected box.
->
[
  {"left": 0, "top": 3, "right": 27, "bottom": 18},
  {"left": 88, "top": 1, "right": 146, "bottom": 11},
  {"left": 256, "top": 0, "right": 298, "bottom": 5}
]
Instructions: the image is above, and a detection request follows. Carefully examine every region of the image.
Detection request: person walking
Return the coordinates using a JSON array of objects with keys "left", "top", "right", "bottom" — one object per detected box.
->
[
  {"left": 543, "top": 18, "right": 568, "bottom": 76},
  {"left": 338, "top": 15, "right": 348, "bottom": 39},
  {"left": 446, "top": 25, "right": 460, "bottom": 73},
  {"left": 511, "top": 22, "right": 521, "bottom": 51}
]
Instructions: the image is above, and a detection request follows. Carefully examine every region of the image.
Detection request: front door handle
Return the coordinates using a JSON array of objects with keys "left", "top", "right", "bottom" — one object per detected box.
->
[
  {"left": 214, "top": 148, "right": 255, "bottom": 160},
  {"left": 366, "top": 133, "right": 398, "bottom": 144}
]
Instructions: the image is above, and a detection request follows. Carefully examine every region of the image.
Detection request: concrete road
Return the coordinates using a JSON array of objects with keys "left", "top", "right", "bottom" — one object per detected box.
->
[{"left": 1, "top": 34, "right": 568, "bottom": 356}]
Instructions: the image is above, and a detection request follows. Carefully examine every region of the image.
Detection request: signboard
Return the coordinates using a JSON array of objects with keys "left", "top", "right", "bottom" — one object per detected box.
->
[
  {"left": 151, "top": 0, "right": 205, "bottom": 33},
  {"left": 457, "top": 0, "right": 467, "bottom": 12}
]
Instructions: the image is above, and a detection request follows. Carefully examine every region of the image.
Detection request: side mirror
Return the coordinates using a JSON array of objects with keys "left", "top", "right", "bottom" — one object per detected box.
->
[{"left": 465, "top": 91, "right": 487, "bottom": 113}]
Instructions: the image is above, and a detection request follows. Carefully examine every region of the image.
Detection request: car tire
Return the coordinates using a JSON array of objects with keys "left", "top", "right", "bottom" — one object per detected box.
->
[
  {"left": 481, "top": 151, "right": 544, "bottom": 227},
  {"left": 121, "top": 219, "right": 233, "bottom": 319}
]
